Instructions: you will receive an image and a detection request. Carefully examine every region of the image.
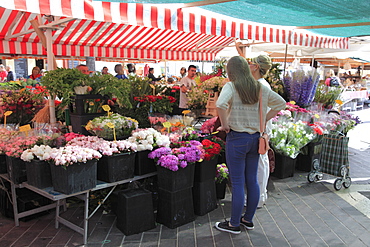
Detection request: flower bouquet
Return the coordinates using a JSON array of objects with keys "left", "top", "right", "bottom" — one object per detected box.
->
[
  {"left": 201, "top": 76, "right": 228, "bottom": 92},
  {"left": 270, "top": 119, "right": 315, "bottom": 159},
  {"left": 0, "top": 88, "right": 46, "bottom": 125},
  {"left": 216, "top": 163, "right": 229, "bottom": 184},
  {"left": 187, "top": 86, "right": 208, "bottom": 110},
  {"left": 215, "top": 163, "right": 229, "bottom": 199},
  {"left": 201, "top": 138, "right": 222, "bottom": 161},
  {"left": 85, "top": 113, "right": 138, "bottom": 140},
  {"left": 148, "top": 140, "right": 203, "bottom": 171},
  {"left": 283, "top": 69, "right": 320, "bottom": 108},
  {"left": 128, "top": 128, "right": 170, "bottom": 151},
  {"left": 128, "top": 128, "right": 170, "bottom": 175},
  {"left": 200, "top": 117, "right": 218, "bottom": 134}
]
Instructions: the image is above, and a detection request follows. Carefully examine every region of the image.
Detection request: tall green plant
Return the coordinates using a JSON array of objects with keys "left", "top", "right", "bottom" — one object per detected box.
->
[{"left": 40, "top": 68, "right": 88, "bottom": 109}]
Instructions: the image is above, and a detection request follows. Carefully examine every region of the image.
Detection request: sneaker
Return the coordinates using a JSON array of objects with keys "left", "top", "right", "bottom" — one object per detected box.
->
[
  {"left": 215, "top": 221, "right": 241, "bottom": 234},
  {"left": 240, "top": 218, "right": 254, "bottom": 230}
]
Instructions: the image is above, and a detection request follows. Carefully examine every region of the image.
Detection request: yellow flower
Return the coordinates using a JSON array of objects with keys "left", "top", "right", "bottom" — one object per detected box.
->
[{"left": 289, "top": 101, "right": 296, "bottom": 105}]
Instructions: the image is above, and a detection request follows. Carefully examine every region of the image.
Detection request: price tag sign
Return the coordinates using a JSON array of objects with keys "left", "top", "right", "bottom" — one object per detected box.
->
[
  {"left": 102, "top": 105, "right": 111, "bottom": 112},
  {"left": 4, "top": 111, "right": 12, "bottom": 117},
  {"left": 314, "top": 114, "right": 320, "bottom": 119},
  {"left": 335, "top": 99, "right": 343, "bottom": 106},
  {"left": 106, "top": 122, "right": 114, "bottom": 128},
  {"left": 182, "top": 110, "right": 191, "bottom": 115},
  {"left": 3, "top": 111, "right": 13, "bottom": 127},
  {"left": 106, "top": 122, "right": 116, "bottom": 141},
  {"left": 19, "top": 124, "right": 32, "bottom": 136},
  {"left": 162, "top": 121, "right": 172, "bottom": 133}
]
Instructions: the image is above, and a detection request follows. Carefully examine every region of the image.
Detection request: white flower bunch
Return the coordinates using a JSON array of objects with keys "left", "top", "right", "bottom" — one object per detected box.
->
[
  {"left": 270, "top": 120, "right": 315, "bottom": 159},
  {"left": 21, "top": 145, "right": 53, "bottom": 162},
  {"left": 48, "top": 146, "right": 102, "bottom": 166},
  {"left": 112, "top": 140, "right": 137, "bottom": 153},
  {"left": 128, "top": 128, "right": 170, "bottom": 151}
]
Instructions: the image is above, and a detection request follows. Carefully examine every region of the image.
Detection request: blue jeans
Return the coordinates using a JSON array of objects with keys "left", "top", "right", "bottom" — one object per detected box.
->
[{"left": 226, "top": 130, "right": 260, "bottom": 226}]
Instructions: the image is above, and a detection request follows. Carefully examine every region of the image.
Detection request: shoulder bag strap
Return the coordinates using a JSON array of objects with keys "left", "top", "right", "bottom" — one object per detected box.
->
[{"left": 259, "top": 89, "right": 264, "bottom": 135}]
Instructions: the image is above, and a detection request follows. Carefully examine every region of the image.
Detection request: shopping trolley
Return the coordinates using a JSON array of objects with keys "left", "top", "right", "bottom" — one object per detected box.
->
[{"left": 307, "top": 131, "right": 351, "bottom": 190}]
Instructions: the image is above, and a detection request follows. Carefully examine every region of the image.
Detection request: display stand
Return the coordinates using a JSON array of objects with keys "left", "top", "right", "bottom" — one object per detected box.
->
[
  {"left": 20, "top": 172, "right": 157, "bottom": 245},
  {"left": 0, "top": 173, "right": 62, "bottom": 226}
]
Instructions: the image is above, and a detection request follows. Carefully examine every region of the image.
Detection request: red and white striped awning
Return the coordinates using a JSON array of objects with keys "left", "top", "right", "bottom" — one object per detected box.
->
[{"left": 0, "top": 0, "right": 349, "bottom": 61}]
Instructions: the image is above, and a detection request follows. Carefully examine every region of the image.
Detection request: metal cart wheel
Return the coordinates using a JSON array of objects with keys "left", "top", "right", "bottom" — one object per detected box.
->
[
  {"left": 340, "top": 166, "right": 348, "bottom": 177},
  {"left": 316, "top": 174, "right": 323, "bottom": 181},
  {"left": 312, "top": 159, "right": 320, "bottom": 171},
  {"left": 307, "top": 172, "right": 316, "bottom": 183},
  {"left": 343, "top": 177, "right": 352, "bottom": 188},
  {"left": 334, "top": 178, "right": 343, "bottom": 190}
]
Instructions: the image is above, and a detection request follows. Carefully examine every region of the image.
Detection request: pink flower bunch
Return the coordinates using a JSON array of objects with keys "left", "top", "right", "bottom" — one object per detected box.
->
[
  {"left": 0, "top": 129, "right": 19, "bottom": 154},
  {"left": 47, "top": 146, "right": 102, "bottom": 166},
  {"left": 200, "top": 117, "right": 217, "bottom": 134},
  {"left": 148, "top": 116, "right": 167, "bottom": 125},
  {"left": 168, "top": 133, "right": 182, "bottom": 143},
  {"left": 285, "top": 102, "right": 309, "bottom": 113},
  {"left": 67, "top": 136, "right": 137, "bottom": 156},
  {"left": 3, "top": 135, "right": 52, "bottom": 158},
  {"left": 64, "top": 133, "right": 85, "bottom": 142}
]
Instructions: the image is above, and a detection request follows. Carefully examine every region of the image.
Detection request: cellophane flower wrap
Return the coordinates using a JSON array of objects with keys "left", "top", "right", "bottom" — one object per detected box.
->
[
  {"left": 270, "top": 117, "right": 315, "bottom": 159},
  {"left": 201, "top": 138, "right": 221, "bottom": 161},
  {"left": 47, "top": 146, "right": 102, "bottom": 167},
  {"left": 85, "top": 113, "right": 138, "bottom": 140},
  {"left": 200, "top": 117, "right": 217, "bottom": 134},
  {"left": 66, "top": 136, "right": 137, "bottom": 155},
  {"left": 148, "top": 140, "right": 203, "bottom": 171},
  {"left": 128, "top": 128, "right": 170, "bottom": 151},
  {"left": 215, "top": 163, "right": 229, "bottom": 183}
]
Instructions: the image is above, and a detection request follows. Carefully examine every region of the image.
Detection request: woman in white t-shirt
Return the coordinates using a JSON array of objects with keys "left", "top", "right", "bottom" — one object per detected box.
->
[{"left": 250, "top": 55, "right": 274, "bottom": 208}]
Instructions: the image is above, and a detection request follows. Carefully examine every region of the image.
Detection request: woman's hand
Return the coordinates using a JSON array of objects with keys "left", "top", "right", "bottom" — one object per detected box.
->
[{"left": 217, "top": 125, "right": 230, "bottom": 133}]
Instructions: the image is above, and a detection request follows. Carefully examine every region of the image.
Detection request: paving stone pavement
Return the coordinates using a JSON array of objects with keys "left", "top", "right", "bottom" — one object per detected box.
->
[{"left": 1, "top": 108, "right": 370, "bottom": 246}]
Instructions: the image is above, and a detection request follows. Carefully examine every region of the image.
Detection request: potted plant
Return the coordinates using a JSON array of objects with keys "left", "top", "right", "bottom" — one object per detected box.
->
[
  {"left": 148, "top": 140, "right": 203, "bottom": 190},
  {"left": 194, "top": 138, "right": 222, "bottom": 183},
  {"left": 128, "top": 128, "right": 170, "bottom": 175},
  {"left": 66, "top": 135, "right": 137, "bottom": 182},
  {"left": 21, "top": 145, "right": 53, "bottom": 188},
  {"left": 85, "top": 113, "right": 138, "bottom": 140},
  {"left": 215, "top": 163, "right": 229, "bottom": 199},
  {"left": 3, "top": 135, "right": 52, "bottom": 184},
  {"left": 46, "top": 145, "right": 102, "bottom": 194}
]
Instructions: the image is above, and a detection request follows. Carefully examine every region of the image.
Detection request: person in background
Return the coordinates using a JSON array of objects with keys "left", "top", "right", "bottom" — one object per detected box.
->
[
  {"left": 215, "top": 56, "right": 285, "bottom": 234},
  {"left": 250, "top": 54, "right": 273, "bottom": 208},
  {"left": 76, "top": 64, "right": 90, "bottom": 75},
  {"left": 172, "top": 67, "right": 187, "bottom": 81},
  {"left": 102, "top": 66, "right": 109, "bottom": 75},
  {"left": 114, "top": 64, "right": 127, "bottom": 79},
  {"left": 28, "top": 66, "right": 42, "bottom": 81},
  {"left": 147, "top": 68, "right": 162, "bottom": 83},
  {"left": 325, "top": 69, "right": 343, "bottom": 87},
  {"left": 127, "top": 64, "right": 136, "bottom": 75},
  {"left": 6, "top": 65, "right": 15, "bottom": 82},
  {"left": 0, "top": 64, "right": 8, "bottom": 82},
  {"left": 178, "top": 65, "right": 197, "bottom": 112}
]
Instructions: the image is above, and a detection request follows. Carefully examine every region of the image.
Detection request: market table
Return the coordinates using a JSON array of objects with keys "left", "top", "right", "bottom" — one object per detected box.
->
[
  {"left": 340, "top": 90, "right": 369, "bottom": 111},
  {"left": 1, "top": 172, "right": 156, "bottom": 245}
]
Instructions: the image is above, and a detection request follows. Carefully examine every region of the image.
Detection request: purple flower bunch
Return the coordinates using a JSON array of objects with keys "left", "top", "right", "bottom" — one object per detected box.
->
[
  {"left": 148, "top": 141, "right": 202, "bottom": 171},
  {"left": 283, "top": 70, "right": 320, "bottom": 107}
]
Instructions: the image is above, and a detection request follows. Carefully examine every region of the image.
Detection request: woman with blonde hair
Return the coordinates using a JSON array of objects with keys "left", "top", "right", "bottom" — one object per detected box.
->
[
  {"left": 250, "top": 54, "right": 273, "bottom": 208},
  {"left": 215, "top": 56, "right": 285, "bottom": 234}
]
